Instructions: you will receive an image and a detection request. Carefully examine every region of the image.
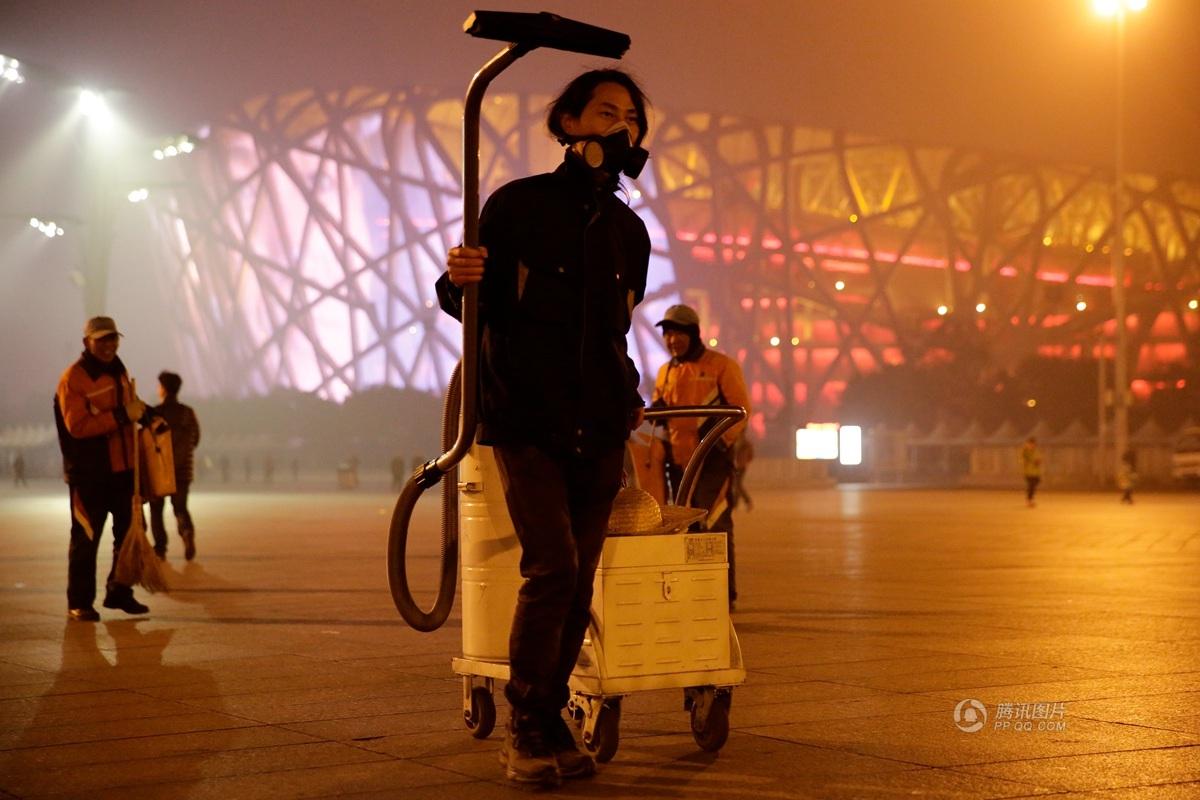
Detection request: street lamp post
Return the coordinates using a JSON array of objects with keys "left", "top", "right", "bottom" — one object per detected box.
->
[
  {"left": 1112, "top": 7, "right": 1130, "bottom": 486},
  {"left": 1093, "top": 0, "right": 1145, "bottom": 484}
]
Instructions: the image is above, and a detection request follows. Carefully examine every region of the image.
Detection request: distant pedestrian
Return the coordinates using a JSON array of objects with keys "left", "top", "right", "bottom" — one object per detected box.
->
[
  {"left": 1021, "top": 436, "right": 1042, "bottom": 507},
  {"left": 731, "top": 434, "right": 754, "bottom": 511},
  {"left": 149, "top": 371, "right": 201, "bottom": 561},
  {"left": 391, "top": 455, "right": 406, "bottom": 491},
  {"left": 1118, "top": 449, "right": 1137, "bottom": 505},
  {"left": 12, "top": 451, "right": 27, "bottom": 487}
]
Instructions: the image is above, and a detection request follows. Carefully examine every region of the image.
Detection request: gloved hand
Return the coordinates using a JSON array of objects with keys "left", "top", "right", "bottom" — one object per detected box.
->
[{"left": 124, "top": 398, "right": 146, "bottom": 423}]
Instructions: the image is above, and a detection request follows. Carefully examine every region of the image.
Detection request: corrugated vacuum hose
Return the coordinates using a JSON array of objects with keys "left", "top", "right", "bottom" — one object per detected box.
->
[{"left": 388, "top": 364, "right": 462, "bottom": 632}]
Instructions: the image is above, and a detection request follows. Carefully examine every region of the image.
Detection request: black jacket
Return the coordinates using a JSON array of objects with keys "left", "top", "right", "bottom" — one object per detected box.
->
[
  {"left": 437, "top": 155, "right": 650, "bottom": 456},
  {"left": 153, "top": 398, "right": 201, "bottom": 483}
]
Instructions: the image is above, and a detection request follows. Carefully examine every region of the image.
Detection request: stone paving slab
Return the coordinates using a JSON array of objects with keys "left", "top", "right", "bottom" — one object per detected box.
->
[
  {"left": 0, "top": 726, "right": 317, "bottom": 771},
  {"left": 1, "top": 482, "right": 1198, "bottom": 798},
  {"left": 3, "top": 741, "right": 392, "bottom": 796},
  {"left": 956, "top": 744, "right": 1200, "bottom": 793}
]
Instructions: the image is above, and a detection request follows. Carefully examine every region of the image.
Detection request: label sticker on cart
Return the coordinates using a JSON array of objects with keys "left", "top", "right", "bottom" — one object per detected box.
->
[{"left": 684, "top": 533, "right": 726, "bottom": 563}]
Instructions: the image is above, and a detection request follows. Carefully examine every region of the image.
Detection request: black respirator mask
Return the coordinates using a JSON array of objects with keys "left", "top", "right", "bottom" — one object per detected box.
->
[{"left": 570, "top": 122, "right": 649, "bottom": 180}]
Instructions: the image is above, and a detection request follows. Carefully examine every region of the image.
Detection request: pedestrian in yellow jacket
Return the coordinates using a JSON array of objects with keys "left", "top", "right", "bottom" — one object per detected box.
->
[{"left": 642, "top": 304, "right": 750, "bottom": 607}]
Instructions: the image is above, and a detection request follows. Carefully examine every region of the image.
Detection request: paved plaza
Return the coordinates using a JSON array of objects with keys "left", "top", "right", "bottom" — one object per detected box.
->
[{"left": 1, "top": 479, "right": 1198, "bottom": 799}]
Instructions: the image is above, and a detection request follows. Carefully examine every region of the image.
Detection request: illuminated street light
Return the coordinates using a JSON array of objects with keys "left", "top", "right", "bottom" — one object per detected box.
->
[
  {"left": 29, "top": 217, "right": 65, "bottom": 238},
  {"left": 1094, "top": 0, "right": 1147, "bottom": 12},
  {"left": 78, "top": 88, "right": 114, "bottom": 130},
  {"left": 833, "top": 280, "right": 845, "bottom": 292},
  {"left": 975, "top": 302, "right": 987, "bottom": 313},
  {"left": 769, "top": 336, "right": 781, "bottom": 347},
  {"left": 1, "top": 54, "right": 25, "bottom": 84},
  {"left": 936, "top": 304, "right": 949, "bottom": 316},
  {"left": 708, "top": 338, "right": 719, "bottom": 347},
  {"left": 1076, "top": 298, "right": 1088, "bottom": 311},
  {"left": 152, "top": 134, "right": 196, "bottom": 160},
  {"left": 1189, "top": 299, "right": 1199, "bottom": 310},
  {"left": 127, "top": 188, "right": 149, "bottom": 203}
]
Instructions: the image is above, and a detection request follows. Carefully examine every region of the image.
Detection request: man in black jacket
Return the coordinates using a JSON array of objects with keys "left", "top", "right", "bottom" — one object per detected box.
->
[
  {"left": 149, "top": 371, "right": 201, "bottom": 561},
  {"left": 439, "top": 69, "right": 650, "bottom": 787}
]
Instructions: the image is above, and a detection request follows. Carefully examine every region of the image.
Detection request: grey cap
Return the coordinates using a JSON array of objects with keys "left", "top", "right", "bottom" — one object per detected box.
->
[
  {"left": 83, "top": 316, "right": 121, "bottom": 340},
  {"left": 655, "top": 304, "right": 700, "bottom": 328}
]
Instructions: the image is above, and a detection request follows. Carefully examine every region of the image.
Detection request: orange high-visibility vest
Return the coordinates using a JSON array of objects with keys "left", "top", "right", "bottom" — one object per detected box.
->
[{"left": 633, "top": 348, "right": 750, "bottom": 504}]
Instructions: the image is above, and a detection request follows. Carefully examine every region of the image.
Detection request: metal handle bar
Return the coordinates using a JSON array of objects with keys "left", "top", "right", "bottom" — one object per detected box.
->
[{"left": 643, "top": 405, "right": 747, "bottom": 508}]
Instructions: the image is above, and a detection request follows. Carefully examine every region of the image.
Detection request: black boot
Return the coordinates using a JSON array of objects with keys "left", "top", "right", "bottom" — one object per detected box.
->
[
  {"left": 498, "top": 711, "right": 560, "bottom": 787},
  {"left": 103, "top": 585, "right": 149, "bottom": 615},
  {"left": 181, "top": 526, "right": 196, "bottom": 561},
  {"left": 541, "top": 711, "right": 595, "bottom": 779}
]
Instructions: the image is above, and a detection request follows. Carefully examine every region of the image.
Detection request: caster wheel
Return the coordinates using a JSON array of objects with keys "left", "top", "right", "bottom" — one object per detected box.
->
[
  {"left": 691, "top": 692, "right": 730, "bottom": 752},
  {"left": 465, "top": 685, "right": 496, "bottom": 739},
  {"left": 583, "top": 699, "right": 621, "bottom": 763}
]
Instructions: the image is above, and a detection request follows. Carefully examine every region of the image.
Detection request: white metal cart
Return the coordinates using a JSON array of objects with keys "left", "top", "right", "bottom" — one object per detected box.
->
[{"left": 451, "top": 406, "right": 746, "bottom": 761}]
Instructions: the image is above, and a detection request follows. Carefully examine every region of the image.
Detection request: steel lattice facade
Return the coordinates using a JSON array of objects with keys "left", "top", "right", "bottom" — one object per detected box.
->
[{"left": 151, "top": 86, "right": 1200, "bottom": 439}]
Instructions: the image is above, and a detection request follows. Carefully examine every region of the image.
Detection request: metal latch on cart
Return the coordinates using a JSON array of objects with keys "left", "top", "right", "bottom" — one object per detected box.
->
[
  {"left": 457, "top": 481, "right": 483, "bottom": 493},
  {"left": 660, "top": 572, "right": 679, "bottom": 601}
]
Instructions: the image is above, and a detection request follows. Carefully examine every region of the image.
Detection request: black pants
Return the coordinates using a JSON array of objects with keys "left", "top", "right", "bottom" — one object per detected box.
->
[
  {"left": 493, "top": 443, "right": 624, "bottom": 717},
  {"left": 669, "top": 453, "right": 737, "bottom": 601},
  {"left": 150, "top": 482, "right": 193, "bottom": 552},
  {"left": 67, "top": 472, "right": 134, "bottom": 610},
  {"left": 1025, "top": 476, "right": 1040, "bottom": 502}
]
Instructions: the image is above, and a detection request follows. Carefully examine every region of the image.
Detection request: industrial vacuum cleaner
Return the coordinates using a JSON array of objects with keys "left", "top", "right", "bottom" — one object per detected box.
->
[{"left": 386, "top": 10, "right": 746, "bottom": 763}]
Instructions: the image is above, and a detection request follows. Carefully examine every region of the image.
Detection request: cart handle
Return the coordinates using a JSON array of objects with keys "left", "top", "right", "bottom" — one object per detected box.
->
[{"left": 642, "top": 405, "right": 747, "bottom": 508}]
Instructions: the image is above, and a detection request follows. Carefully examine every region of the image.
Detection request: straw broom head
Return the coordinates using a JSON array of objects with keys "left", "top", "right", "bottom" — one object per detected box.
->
[{"left": 114, "top": 381, "right": 170, "bottom": 593}]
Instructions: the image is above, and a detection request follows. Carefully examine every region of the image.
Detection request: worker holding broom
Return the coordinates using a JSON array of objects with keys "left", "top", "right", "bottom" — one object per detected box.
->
[{"left": 53, "top": 316, "right": 152, "bottom": 621}]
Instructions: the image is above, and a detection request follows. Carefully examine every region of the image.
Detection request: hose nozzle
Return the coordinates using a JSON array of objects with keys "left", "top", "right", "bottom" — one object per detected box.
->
[{"left": 413, "top": 459, "right": 445, "bottom": 490}]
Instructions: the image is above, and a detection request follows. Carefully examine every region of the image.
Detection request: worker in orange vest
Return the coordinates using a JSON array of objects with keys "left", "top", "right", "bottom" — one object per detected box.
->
[{"left": 644, "top": 304, "right": 750, "bottom": 608}]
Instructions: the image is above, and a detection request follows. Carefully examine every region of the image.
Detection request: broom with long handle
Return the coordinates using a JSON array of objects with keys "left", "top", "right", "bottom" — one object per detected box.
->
[{"left": 115, "top": 379, "right": 169, "bottom": 592}]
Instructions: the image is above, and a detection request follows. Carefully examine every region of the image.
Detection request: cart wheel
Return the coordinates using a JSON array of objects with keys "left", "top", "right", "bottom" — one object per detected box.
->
[
  {"left": 691, "top": 693, "right": 730, "bottom": 752},
  {"left": 583, "top": 699, "right": 621, "bottom": 763},
  {"left": 465, "top": 685, "right": 496, "bottom": 739}
]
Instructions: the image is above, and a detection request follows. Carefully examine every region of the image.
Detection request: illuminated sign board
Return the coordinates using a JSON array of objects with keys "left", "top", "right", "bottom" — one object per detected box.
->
[{"left": 795, "top": 423, "right": 863, "bottom": 466}]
